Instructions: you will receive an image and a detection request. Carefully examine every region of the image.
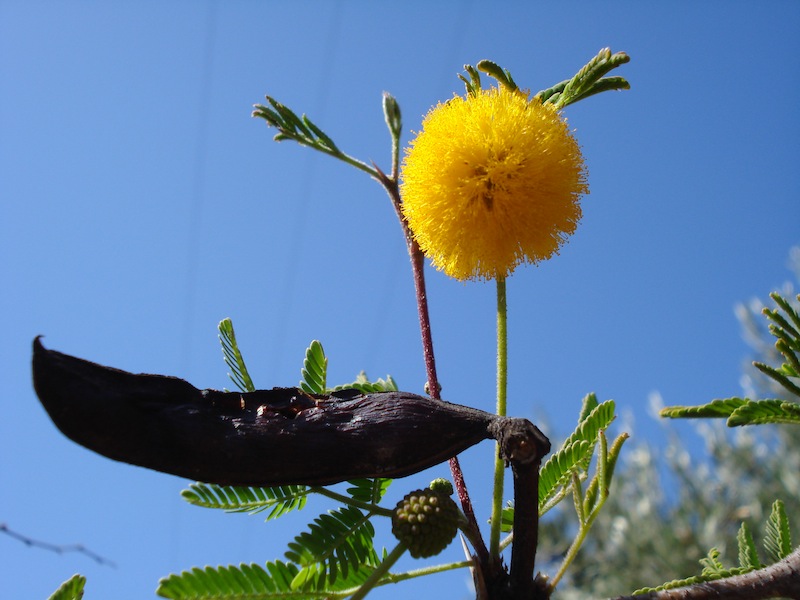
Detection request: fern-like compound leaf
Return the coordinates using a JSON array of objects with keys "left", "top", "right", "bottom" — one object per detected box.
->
[
  {"left": 634, "top": 499, "right": 792, "bottom": 594},
  {"left": 346, "top": 478, "right": 392, "bottom": 504},
  {"left": 660, "top": 397, "right": 747, "bottom": 419},
  {"left": 736, "top": 523, "right": 762, "bottom": 570},
  {"left": 572, "top": 400, "right": 616, "bottom": 445},
  {"left": 764, "top": 499, "right": 792, "bottom": 563},
  {"left": 539, "top": 439, "right": 592, "bottom": 511},
  {"left": 285, "top": 506, "right": 376, "bottom": 590},
  {"left": 538, "top": 400, "right": 616, "bottom": 514},
  {"left": 332, "top": 371, "right": 399, "bottom": 394},
  {"left": 47, "top": 574, "right": 86, "bottom": 600},
  {"left": 299, "top": 340, "right": 327, "bottom": 395},
  {"left": 181, "top": 483, "right": 309, "bottom": 521},
  {"left": 157, "top": 561, "right": 301, "bottom": 599},
  {"left": 727, "top": 399, "right": 800, "bottom": 426},
  {"left": 556, "top": 48, "right": 631, "bottom": 108},
  {"left": 218, "top": 318, "right": 255, "bottom": 393}
]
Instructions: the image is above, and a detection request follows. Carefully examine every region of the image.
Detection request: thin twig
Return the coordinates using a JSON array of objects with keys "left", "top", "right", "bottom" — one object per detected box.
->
[{"left": 0, "top": 522, "right": 116, "bottom": 567}]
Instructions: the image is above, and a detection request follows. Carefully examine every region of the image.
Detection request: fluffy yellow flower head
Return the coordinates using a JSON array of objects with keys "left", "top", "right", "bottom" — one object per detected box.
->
[{"left": 400, "top": 86, "right": 588, "bottom": 281}]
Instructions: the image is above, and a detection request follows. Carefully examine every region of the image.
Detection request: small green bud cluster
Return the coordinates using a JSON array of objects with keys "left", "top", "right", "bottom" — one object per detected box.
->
[{"left": 391, "top": 488, "right": 459, "bottom": 558}]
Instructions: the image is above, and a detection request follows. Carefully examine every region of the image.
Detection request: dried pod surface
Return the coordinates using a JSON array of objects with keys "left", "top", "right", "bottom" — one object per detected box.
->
[{"left": 32, "top": 338, "right": 511, "bottom": 486}]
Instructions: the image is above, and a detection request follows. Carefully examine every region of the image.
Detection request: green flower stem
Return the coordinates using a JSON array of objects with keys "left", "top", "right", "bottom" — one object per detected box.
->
[
  {"left": 490, "top": 276, "right": 509, "bottom": 562},
  {"left": 496, "top": 276, "right": 509, "bottom": 419},
  {"left": 349, "top": 541, "right": 408, "bottom": 600},
  {"left": 338, "top": 558, "right": 474, "bottom": 599},
  {"left": 310, "top": 486, "right": 395, "bottom": 518},
  {"left": 378, "top": 559, "right": 474, "bottom": 583}
]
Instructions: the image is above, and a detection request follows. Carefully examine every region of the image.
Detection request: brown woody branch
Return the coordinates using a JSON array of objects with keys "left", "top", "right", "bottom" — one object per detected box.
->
[{"left": 611, "top": 546, "right": 800, "bottom": 600}]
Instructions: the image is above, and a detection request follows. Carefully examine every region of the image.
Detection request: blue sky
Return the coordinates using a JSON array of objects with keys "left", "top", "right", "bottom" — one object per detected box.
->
[{"left": 1, "top": 2, "right": 798, "bottom": 599}]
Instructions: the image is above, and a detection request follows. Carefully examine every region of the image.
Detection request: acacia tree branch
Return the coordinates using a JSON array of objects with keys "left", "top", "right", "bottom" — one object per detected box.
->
[{"left": 611, "top": 546, "right": 800, "bottom": 600}]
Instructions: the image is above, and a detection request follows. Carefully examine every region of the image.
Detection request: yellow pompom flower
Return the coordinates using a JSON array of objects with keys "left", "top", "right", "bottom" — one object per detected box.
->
[{"left": 400, "top": 86, "right": 588, "bottom": 281}]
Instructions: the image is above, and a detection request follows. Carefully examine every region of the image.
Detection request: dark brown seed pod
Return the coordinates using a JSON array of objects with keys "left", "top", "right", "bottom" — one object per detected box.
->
[{"left": 32, "top": 338, "right": 547, "bottom": 487}]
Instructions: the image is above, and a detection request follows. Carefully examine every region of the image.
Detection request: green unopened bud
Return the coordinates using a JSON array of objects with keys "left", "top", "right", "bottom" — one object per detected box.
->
[
  {"left": 382, "top": 92, "right": 402, "bottom": 138},
  {"left": 429, "top": 478, "right": 454, "bottom": 496}
]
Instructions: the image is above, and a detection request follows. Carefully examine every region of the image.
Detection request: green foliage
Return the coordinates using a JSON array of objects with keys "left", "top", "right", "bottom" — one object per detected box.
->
[
  {"left": 500, "top": 395, "right": 624, "bottom": 526},
  {"left": 538, "top": 395, "right": 617, "bottom": 513},
  {"left": 285, "top": 506, "right": 378, "bottom": 590},
  {"left": 300, "top": 340, "right": 327, "bottom": 395},
  {"left": 632, "top": 500, "right": 794, "bottom": 593},
  {"left": 764, "top": 499, "right": 792, "bottom": 564},
  {"left": 539, "top": 267, "right": 800, "bottom": 598},
  {"left": 252, "top": 97, "right": 340, "bottom": 154},
  {"left": 535, "top": 47, "right": 630, "bottom": 109},
  {"left": 498, "top": 394, "right": 628, "bottom": 592},
  {"left": 47, "top": 575, "right": 86, "bottom": 600},
  {"left": 219, "top": 318, "right": 255, "bottom": 393},
  {"left": 332, "top": 373, "right": 399, "bottom": 394},
  {"left": 345, "top": 479, "right": 392, "bottom": 504},
  {"left": 181, "top": 483, "right": 309, "bottom": 520},
  {"left": 736, "top": 522, "right": 761, "bottom": 570},
  {"left": 661, "top": 397, "right": 800, "bottom": 425},
  {"left": 251, "top": 97, "right": 376, "bottom": 178},
  {"left": 459, "top": 49, "right": 629, "bottom": 108},
  {"left": 662, "top": 291, "right": 800, "bottom": 426},
  {"left": 157, "top": 561, "right": 302, "bottom": 599}
]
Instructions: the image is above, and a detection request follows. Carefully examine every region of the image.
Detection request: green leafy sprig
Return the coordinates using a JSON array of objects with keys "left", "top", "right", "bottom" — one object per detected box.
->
[
  {"left": 536, "top": 47, "right": 630, "bottom": 109},
  {"left": 661, "top": 292, "right": 800, "bottom": 425},
  {"left": 252, "top": 97, "right": 377, "bottom": 178},
  {"left": 633, "top": 500, "right": 794, "bottom": 594},
  {"left": 499, "top": 393, "right": 628, "bottom": 591},
  {"left": 458, "top": 49, "right": 630, "bottom": 110}
]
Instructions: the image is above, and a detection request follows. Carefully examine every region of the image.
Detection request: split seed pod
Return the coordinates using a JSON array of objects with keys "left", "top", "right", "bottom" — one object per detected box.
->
[{"left": 32, "top": 338, "right": 549, "bottom": 486}]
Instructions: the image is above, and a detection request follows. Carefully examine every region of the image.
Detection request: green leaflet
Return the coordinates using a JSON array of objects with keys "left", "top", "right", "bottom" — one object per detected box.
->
[
  {"left": 736, "top": 523, "right": 761, "bottom": 570},
  {"left": 300, "top": 340, "right": 327, "bottom": 395},
  {"left": 726, "top": 399, "right": 800, "bottom": 426},
  {"left": 535, "top": 48, "right": 630, "bottom": 109},
  {"left": 539, "top": 399, "right": 616, "bottom": 510},
  {"left": 661, "top": 291, "right": 800, "bottom": 426},
  {"left": 47, "top": 575, "right": 86, "bottom": 600},
  {"left": 157, "top": 561, "right": 307, "bottom": 599},
  {"left": 461, "top": 50, "right": 630, "bottom": 110},
  {"left": 660, "top": 397, "right": 748, "bottom": 419},
  {"left": 345, "top": 479, "right": 392, "bottom": 504},
  {"left": 285, "top": 506, "right": 378, "bottom": 591},
  {"left": 332, "top": 372, "right": 399, "bottom": 394},
  {"left": 764, "top": 500, "right": 792, "bottom": 564},
  {"left": 252, "top": 95, "right": 376, "bottom": 179},
  {"left": 661, "top": 397, "right": 800, "bottom": 426},
  {"left": 182, "top": 483, "right": 309, "bottom": 521},
  {"left": 219, "top": 318, "right": 256, "bottom": 393},
  {"left": 298, "top": 341, "right": 398, "bottom": 397}
]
